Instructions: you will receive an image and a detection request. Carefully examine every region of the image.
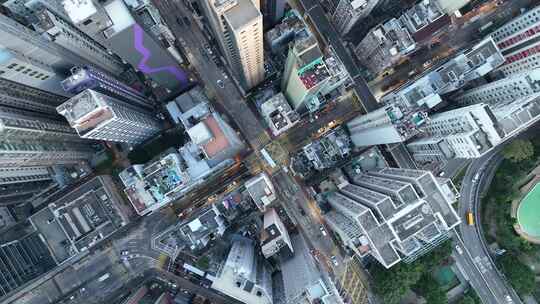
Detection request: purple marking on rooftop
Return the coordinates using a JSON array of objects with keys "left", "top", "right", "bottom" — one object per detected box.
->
[{"left": 133, "top": 24, "right": 189, "bottom": 88}]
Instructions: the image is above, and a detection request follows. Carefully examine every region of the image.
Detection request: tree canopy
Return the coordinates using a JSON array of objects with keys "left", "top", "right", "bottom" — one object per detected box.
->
[
  {"left": 503, "top": 139, "right": 534, "bottom": 163},
  {"left": 498, "top": 253, "right": 535, "bottom": 295},
  {"left": 370, "top": 240, "right": 453, "bottom": 304}
]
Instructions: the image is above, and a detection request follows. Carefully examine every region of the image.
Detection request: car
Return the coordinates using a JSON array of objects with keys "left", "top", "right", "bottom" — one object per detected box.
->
[
  {"left": 216, "top": 79, "right": 225, "bottom": 88},
  {"left": 121, "top": 250, "right": 129, "bottom": 256},
  {"left": 505, "top": 295, "right": 513, "bottom": 303},
  {"left": 222, "top": 71, "right": 228, "bottom": 79},
  {"left": 319, "top": 226, "right": 327, "bottom": 236},
  {"left": 455, "top": 245, "right": 463, "bottom": 255},
  {"left": 330, "top": 256, "right": 339, "bottom": 266}
]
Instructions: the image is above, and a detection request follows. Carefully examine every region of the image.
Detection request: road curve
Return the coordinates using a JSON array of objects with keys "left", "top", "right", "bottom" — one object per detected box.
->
[{"left": 458, "top": 144, "right": 522, "bottom": 304}]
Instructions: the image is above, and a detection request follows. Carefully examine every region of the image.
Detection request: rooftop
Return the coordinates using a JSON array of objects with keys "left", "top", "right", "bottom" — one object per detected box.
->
[
  {"left": 120, "top": 153, "right": 190, "bottom": 215},
  {"left": 245, "top": 173, "right": 276, "bottom": 211},
  {"left": 30, "top": 176, "right": 127, "bottom": 262},
  {"left": 325, "top": 168, "right": 460, "bottom": 268},
  {"left": 223, "top": 0, "right": 260, "bottom": 31},
  {"left": 298, "top": 59, "right": 331, "bottom": 90},
  {"left": 260, "top": 93, "right": 300, "bottom": 137}
]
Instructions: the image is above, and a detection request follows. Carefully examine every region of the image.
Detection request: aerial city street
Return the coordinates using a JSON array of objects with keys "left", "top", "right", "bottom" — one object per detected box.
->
[{"left": 1, "top": 0, "right": 540, "bottom": 304}]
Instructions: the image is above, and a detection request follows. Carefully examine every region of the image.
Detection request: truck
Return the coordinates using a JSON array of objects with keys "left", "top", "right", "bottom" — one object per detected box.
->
[{"left": 466, "top": 211, "right": 475, "bottom": 226}]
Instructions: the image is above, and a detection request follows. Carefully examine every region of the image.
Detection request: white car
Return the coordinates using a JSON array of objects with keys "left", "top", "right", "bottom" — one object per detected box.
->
[
  {"left": 330, "top": 256, "right": 339, "bottom": 266},
  {"left": 319, "top": 226, "right": 328, "bottom": 236},
  {"left": 455, "top": 245, "right": 463, "bottom": 255},
  {"left": 216, "top": 79, "right": 224, "bottom": 88}
]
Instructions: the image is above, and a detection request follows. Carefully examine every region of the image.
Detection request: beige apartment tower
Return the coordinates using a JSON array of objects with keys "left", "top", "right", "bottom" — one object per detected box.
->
[{"left": 200, "top": 0, "right": 265, "bottom": 90}]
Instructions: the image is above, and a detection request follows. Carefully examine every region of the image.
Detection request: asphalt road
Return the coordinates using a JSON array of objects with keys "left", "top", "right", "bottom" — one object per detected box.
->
[
  {"left": 150, "top": 269, "right": 244, "bottom": 304},
  {"left": 458, "top": 144, "right": 522, "bottom": 304},
  {"left": 152, "top": 0, "right": 270, "bottom": 150},
  {"left": 272, "top": 170, "right": 345, "bottom": 275},
  {"left": 292, "top": 0, "right": 380, "bottom": 113}
]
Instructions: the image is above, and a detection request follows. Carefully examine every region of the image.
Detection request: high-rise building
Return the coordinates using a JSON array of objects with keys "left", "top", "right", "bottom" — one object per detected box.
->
[
  {"left": 0, "top": 77, "right": 67, "bottom": 115},
  {"left": 324, "top": 168, "right": 460, "bottom": 268},
  {"left": 398, "top": 0, "right": 450, "bottom": 43},
  {"left": 348, "top": 38, "right": 505, "bottom": 148},
  {"left": 29, "top": 175, "right": 130, "bottom": 263},
  {"left": 281, "top": 21, "right": 330, "bottom": 113},
  {"left": 33, "top": 8, "right": 126, "bottom": 77},
  {"left": 0, "top": 104, "right": 93, "bottom": 167},
  {"left": 0, "top": 138, "right": 94, "bottom": 167},
  {"left": 61, "top": 66, "right": 154, "bottom": 110},
  {"left": 56, "top": 89, "right": 161, "bottom": 144},
  {"left": 346, "top": 104, "right": 428, "bottom": 147},
  {"left": 261, "top": 208, "right": 293, "bottom": 259},
  {"left": 0, "top": 231, "right": 57, "bottom": 298},
  {"left": 454, "top": 69, "right": 540, "bottom": 107},
  {"left": 333, "top": 0, "right": 380, "bottom": 35},
  {"left": 260, "top": 0, "right": 287, "bottom": 29},
  {"left": 199, "top": 0, "right": 264, "bottom": 90},
  {"left": 63, "top": 0, "right": 190, "bottom": 92},
  {"left": 0, "top": 46, "right": 68, "bottom": 97},
  {"left": 2, "top": 0, "right": 68, "bottom": 23},
  {"left": 0, "top": 8, "right": 99, "bottom": 88},
  {"left": 211, "top": 237, "right": 273, "bottom": 304},
  {"left": 245, "top": 173, "right": 276, "bottom": 212},
  {"left": 0, "top": 166, "right": 54, "bottom": 204},
  {"left": 354, "top": 19, "right": 415, "bottom": 75},
  {"left": 490, "top": 5, "right": 540, "bottom": 77},
  {"left": 406, "top": 104, "right": 503, "bottom": 163}
]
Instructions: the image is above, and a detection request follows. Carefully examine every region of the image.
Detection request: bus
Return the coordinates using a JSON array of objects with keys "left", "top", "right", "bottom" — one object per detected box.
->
[{"left": 466, "top": 211, "right": 474, "bottom": 226}]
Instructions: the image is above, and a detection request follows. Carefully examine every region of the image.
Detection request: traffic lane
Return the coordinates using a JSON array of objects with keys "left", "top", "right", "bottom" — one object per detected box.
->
[
  {"left": 155, "top": 0, "right": 268, "bottom": 149},
  {"left": 452, "top": 250, "right": 498, "bottom": 303},
  {"left": 273, "top": 171, "right": 343, "bottom": 274},
  {"left": 458, "top": 146, "right": 521, "bottom": 304},
  {"left": 299, "top": 0, "right": 379, "bottom": 112},
  {"left": 151, "top": 269, "right": 244, "bottom": 304}
]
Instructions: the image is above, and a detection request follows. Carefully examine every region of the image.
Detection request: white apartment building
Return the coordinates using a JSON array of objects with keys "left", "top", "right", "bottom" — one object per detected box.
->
[
  {"left": 490, "top": 5, "right": 540, "bottom": 77},
  {"left": 325, "top": 168, "right": 460, "bottom": 268},
  {"left": 407, "top": 104, "right": 503, "bottom": 163},
  {"left": 454, "top": 69, "right": 540, "bottom": 106},
  {"left": 56, "top": 89, "right": 161, "bottom": 144},
  {"left": 199, "top": 0, "right": 264, "bottom": 90},
  {"left": 383, "top": 37, "right": 505, "bottom": 107},
  {"left": 211, "top": 237, "right": 273, "bottom": 304},
  {"left": 333, "top": 0, "right": 380, "bottom": 35},
  {"left": 245, "top": 173, "right": 276, "bottom": 212},
  {"left": 34, "top": 8, "right": 125, "bottom": 77},
  {"left": 261, "top": 208, "right": 293, "bottom": 259}
]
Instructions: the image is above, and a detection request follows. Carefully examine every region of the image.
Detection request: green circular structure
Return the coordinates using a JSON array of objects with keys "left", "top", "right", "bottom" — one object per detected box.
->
[{"left": 517, "top": 183, "right": 540, "bottom": 239}]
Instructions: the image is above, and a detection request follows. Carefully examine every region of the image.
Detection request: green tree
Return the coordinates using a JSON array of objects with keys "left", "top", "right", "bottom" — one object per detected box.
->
[
  {"left": 458, "top": 295, "right": 476, "bottom": 304},
  {"left": 503, "top": 139, "right": 534, "bottom": 163},
  {"left": 498, "top": 254, "right": 535, "bottom": 295},
  {"left": 371, "top": 262, "right": 424, "bottom": 304},
  {"left": 413, "top": 274, "right": 447, "bottom": 304}
]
